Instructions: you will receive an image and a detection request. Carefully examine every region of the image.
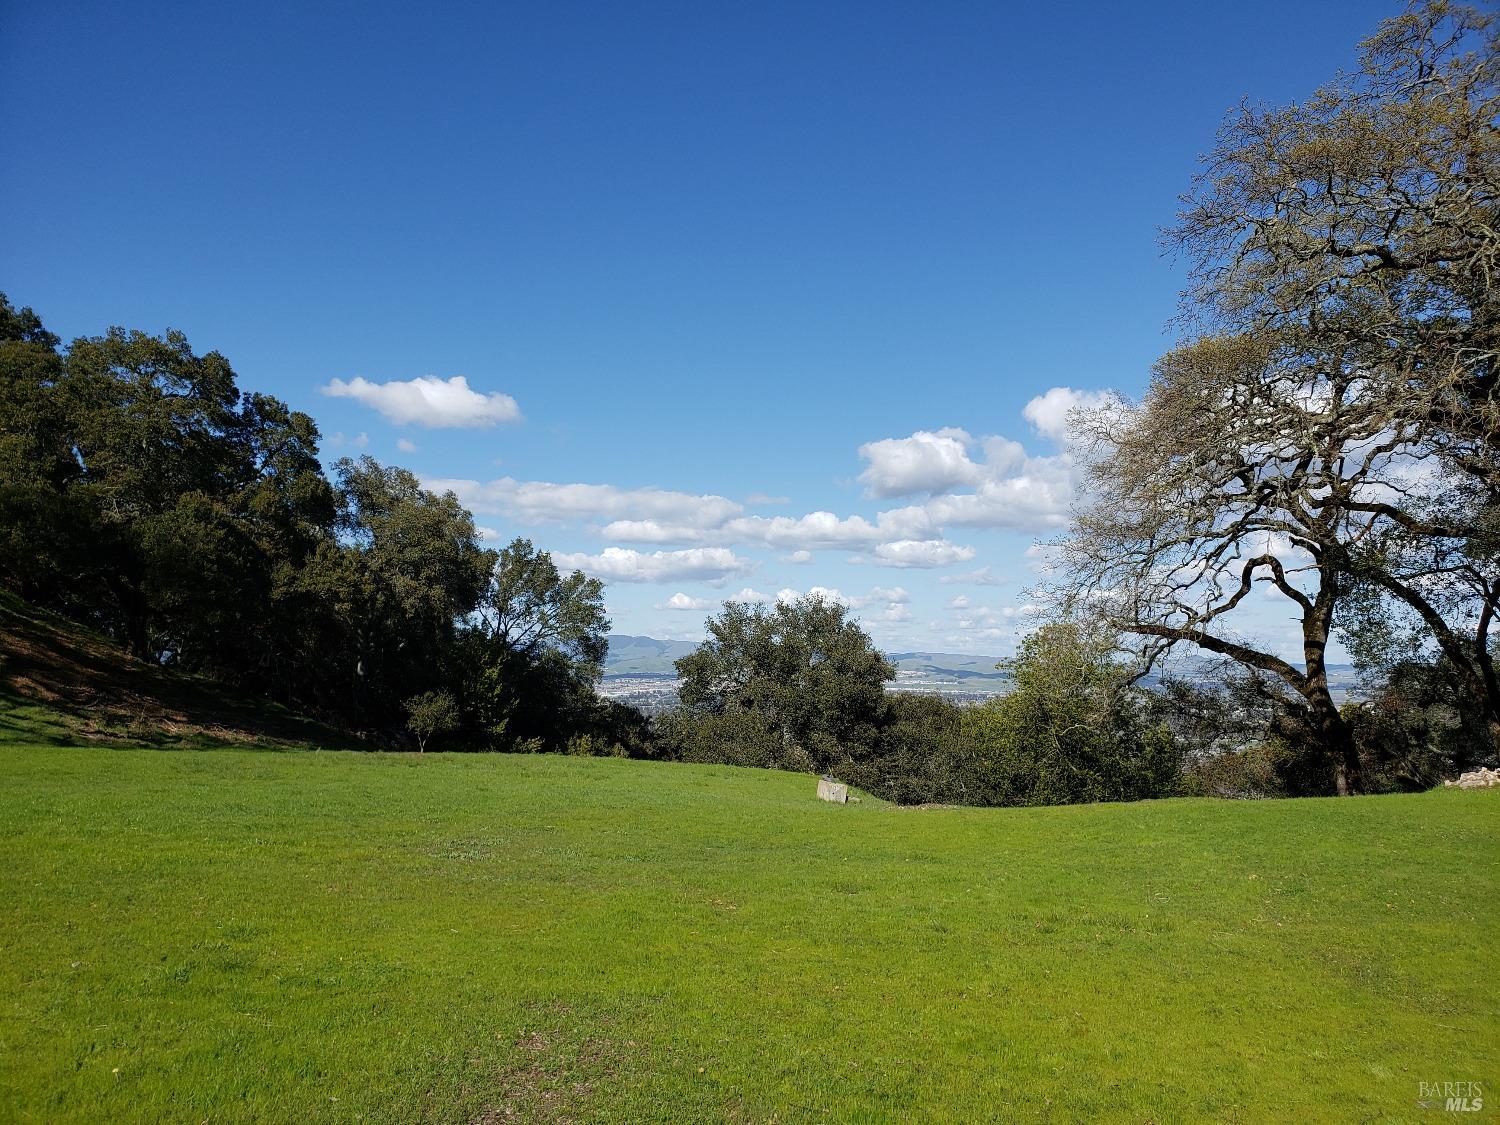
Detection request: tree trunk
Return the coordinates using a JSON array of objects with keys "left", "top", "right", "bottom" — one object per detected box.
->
[
  {"left": 1324, "top": 709, "right": 1362, "bottom": 797},
  {"left": 1303, "top": 584, "right": 1361, "bottom": 796},
  {"left": 106, "top": 574, "right": 151, "bottom": 660}
]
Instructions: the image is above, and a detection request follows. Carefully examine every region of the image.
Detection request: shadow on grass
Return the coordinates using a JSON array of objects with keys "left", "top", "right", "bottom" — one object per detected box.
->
[{"left": 0, "top": 593, "right": 369, "bottom": 752}]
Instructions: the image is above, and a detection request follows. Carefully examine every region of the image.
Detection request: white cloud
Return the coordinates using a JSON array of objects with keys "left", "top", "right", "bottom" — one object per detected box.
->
[
  {"left": 428, "top": 478, "right": 742, "bottom": 528},
  {"left": 728, "top": 587, "right": 774, "bottom": 604},
  {"left": 1022, "top": 386, "right": 1113, "bottom": 445},
  {"left": 326, "top": 430, "right": 370, "bottom": 450},
  {"left": 851, "top": 388, "right": 1112, "bottom": 535},
  {"left": 420, "top": 387, "right": 1113, "bottom": 582},
  {"left": 322, "top": 375, "right": 521, "bottom": 428},
  {"left": 600, "top": 519, "right": 706, "bottom": 543},
  {"left": 858, "top": 428, "right": 984, "bottom": 497},
  {"left": 396, "top": 437, "right": 419, "bottom": 453},
  {"left": 735, "top": 586, "right": 912, "bottom": 621},
  {"left": 657, "top": 592, "right": 716, "bottom": 611},
  {"left": 476, "top": 526, "right": 502, "bottom": 543},
  {"left": 948, "top": 595, "right": 970, "bottom": 609},
  {"left": 719, "top": 509, "right": 933, "bottom": 551},
  {"left": 775, "top": 585, "right": 849, "bottom": 606},
  {"left": 916, "top": 471, "right": 1074, "bottom": 532},
  {"left": 872, "top": 539, "right": 977, "bottom": 568},
  {"left": 597, "top": 508, "right": 935, "bottom": 551},
  {"left": 552, "top": 547, "right": 754, "bottom": 585},
  {"left": 939, "top": 566, "right": 1009, "bottom": 587},
  {"left": 746, "top": 492, "right": 789, "bottom": 506}
]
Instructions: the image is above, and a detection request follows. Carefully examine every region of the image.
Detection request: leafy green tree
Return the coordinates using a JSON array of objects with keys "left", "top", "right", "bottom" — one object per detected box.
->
[
  {"left": 294, "top": 457, "right": 492, "bottom": 729},
  {"left": 0, "top": 296, "right": 640, "bottom": 749},
  {"left": 405, "top": 690, "right": 461, "bottom": 753},
  {"left": 653, "top": 706, "right": 784, "bottom": 770},
  {"left": 478, "top": 538, "right": 608, "bottom": 664},
  {"left": 839, "top": 693, "right": 981, "bottom": 806},
  {"left": 965, "top": 622, "right": 1182, "bottom": 806},
  {"left": 0, "top": 295, "right": 77, "bottom": 603},
  {"left": 0, "top": 311, "right": 336, "bottom": 681},
  {"left": 675, "top": 595, "right": 894, "bottom": 773},
  {"left": 1347, "top": 658, "right": 1496, "bottom": 791},
  {"left": 0, "top": 294, "right": 60, "bottom": 348},
  {"left": 460, "top": 537, "right": 611, "bottom": 750}
]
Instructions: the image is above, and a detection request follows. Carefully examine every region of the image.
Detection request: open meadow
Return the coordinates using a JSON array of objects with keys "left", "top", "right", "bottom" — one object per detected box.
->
[{"left": 1, "top": 745, "right": 1494, "bottom": 1122}]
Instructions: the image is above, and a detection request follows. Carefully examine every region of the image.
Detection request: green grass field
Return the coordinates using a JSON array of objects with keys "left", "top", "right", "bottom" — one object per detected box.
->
[{"left": 0, "top": 745, "right": 1495, "bottom": 1123}]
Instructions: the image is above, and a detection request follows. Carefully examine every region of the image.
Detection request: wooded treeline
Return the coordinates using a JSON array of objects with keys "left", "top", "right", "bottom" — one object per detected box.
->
[{"left": 0, "top": 297, "right": 644, "bottom": 754}]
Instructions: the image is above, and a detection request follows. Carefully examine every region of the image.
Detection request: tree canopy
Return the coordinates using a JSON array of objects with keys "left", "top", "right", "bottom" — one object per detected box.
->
[
  {"left": 675, "top": 595, "right": 895, "bottom": 773},
  {"left": 0, "top": 293, "right": 633, "bottom": 755},
  {"left": 1059, "top": 1, "right": 1500, "bottom": 793}
]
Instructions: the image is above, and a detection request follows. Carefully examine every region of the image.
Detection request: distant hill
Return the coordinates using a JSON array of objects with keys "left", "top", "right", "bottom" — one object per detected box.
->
[
  {"left": 603, "top": 634, "right": 700, "bottom": 676},
  {"left": 887, "top": 651, "right": 1007, "bottom": 680}
]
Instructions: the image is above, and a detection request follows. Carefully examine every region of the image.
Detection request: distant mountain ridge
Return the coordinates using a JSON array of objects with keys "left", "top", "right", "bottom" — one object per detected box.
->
[
  {"left": 603, "top": 635, "right": 700, "bottom": 675},
  {"left": 887, "top": 651, "right": 1008, "bottom": 680}
]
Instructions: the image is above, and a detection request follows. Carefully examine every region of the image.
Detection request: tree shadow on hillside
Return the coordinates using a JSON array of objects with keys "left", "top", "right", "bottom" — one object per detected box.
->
[{"left": 0, "top": 595, "right": 369, "bottom": 751}]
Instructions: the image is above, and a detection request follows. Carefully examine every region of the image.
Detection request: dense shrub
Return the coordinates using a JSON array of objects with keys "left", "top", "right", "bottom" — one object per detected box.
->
[
  {"left": 838, "top": 694, "right": 979, "bottom": 806},
  {"left": 1180, "top": 745, "right": 1287, "bottom": 800},
  {"left": 1348, "top": 660, "right": 1497, "bottom": 792}
]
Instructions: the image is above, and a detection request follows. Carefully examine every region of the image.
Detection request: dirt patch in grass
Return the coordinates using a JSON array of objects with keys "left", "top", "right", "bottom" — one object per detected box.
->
[{"left": 468, "top": 1005, "right": 640, "bottom": 1124}]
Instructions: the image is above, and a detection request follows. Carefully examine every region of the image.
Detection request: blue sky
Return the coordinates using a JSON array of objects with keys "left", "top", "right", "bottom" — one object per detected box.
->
[{"left": 3, "top": 0, "right": 1385, "bottom": 655}]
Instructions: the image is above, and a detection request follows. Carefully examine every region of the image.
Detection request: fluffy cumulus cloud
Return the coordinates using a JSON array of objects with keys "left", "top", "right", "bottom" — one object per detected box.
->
[
  {"left": 552, "top": 547, "right": 754, "bottom": 585},
  {"left": 1022, "top": 386, "right": 1114, "bottom": 445},
  {"left": 657, "top": 592, "right": 716, "bottom": 611},
  {"left": 599, "top": 507, "right": 952, "bottom": 554},
  {"left": 720, "top": 509, "right": 933, "bottom": 550},
  {"left": 945, "top": 598, "right": 1042, "bottom": 644},
  {"left": 704, "top": 585, "right": 911, "bottom": 623},
  {"left": 322, "top": 375, "right": 521, "bottom": 428},
  {"left": 857, "top": 428, "right": 984, "bottom": 497},
  {"left": 728, "top": 586, "right": 774, "bottom": 604},
  {"left": 423, "top": 477, "right": 979, "bottom": 571},
  {"left": 845, "top": 387, "right": 1112, "bottom": 536}
]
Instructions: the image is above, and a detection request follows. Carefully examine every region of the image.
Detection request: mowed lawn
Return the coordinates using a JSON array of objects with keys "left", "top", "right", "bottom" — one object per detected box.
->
[{"left": 0, "top": 747, "right": 1495, "bottom": 1123}]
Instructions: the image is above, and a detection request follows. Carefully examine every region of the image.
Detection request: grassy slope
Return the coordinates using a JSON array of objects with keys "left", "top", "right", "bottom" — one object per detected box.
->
[
  {"left": 0, "top": 592, "right": 362, "bottom": 750},
  {"left": 0, "top": 747, "right": 1494, "bottom": 1123}
]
